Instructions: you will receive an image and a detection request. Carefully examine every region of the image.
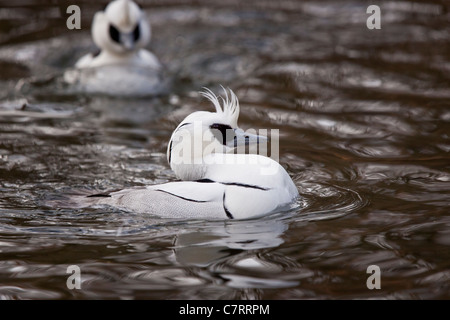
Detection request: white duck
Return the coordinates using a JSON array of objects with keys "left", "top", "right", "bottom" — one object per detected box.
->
[
  {"left": 81, "top": 88, "right": 299, "bottom": 219},
  {"left": 75, "top": 0, "right": 161, "bottom": 69}
]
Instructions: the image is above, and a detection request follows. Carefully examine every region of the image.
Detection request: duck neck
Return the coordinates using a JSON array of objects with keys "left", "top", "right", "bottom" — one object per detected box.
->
[
  {"left": 98, "top": 49, "right": 139, "bottom": 65},
  {"left": 171, "top": 162, "right": 207, "bottom": 181}
]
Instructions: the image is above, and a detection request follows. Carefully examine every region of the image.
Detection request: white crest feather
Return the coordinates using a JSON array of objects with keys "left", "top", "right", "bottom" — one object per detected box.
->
[
  {"left": 122, "top": 0, "right": 130, "bottom": 26},
  {"left": 200, "top": 86, "right": 240, "bottom": 127}
]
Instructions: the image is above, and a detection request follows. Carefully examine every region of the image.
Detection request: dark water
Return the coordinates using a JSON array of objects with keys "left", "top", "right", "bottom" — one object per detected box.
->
[{"left": 0, "top": 0, "right": 449, "bottom": 299}]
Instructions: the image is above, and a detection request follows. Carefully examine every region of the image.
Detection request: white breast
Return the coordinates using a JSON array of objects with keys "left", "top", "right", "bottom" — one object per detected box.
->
[
  {"left": 63, "top": 58, "right": 166, "bottom": 97},
  {"left": 202, "top": 153, "right": 299, "bottom": 219},
  {"left": 75, "top": 49, "right": 161, "bottom": 69}
]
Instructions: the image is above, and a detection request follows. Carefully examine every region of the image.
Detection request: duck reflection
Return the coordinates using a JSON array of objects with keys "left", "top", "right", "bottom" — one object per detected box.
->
[
  {"left": 173, "top": 215, "right": 289, "bottom": 267},
  {"left": 172, "top": 214, "right": 302, "bottom": 290}
]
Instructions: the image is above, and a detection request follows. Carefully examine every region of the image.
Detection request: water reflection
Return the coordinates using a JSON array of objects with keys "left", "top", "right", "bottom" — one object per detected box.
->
[{"left": 173, "top": 216, "right": 289, "bottom": 267}]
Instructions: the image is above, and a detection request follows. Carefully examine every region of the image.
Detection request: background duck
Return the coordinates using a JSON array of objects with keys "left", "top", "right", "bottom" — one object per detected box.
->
[
  {"left": 64, "top": 0, "right": 166, "bottom": 96},
  {"left": 75, "top": 0, "right": 160, "bottom": 69}
]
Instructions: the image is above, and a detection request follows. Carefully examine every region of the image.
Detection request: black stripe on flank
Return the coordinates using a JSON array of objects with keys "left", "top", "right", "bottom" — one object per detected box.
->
[
  {"left": 156, "top": 189, "right": 207, "bottom": 203},
  {"left": 196, "top": 179, "right": 215, "bottom": 183},
  {"left": 87, "top": 193, "right": 111, "bottom": 198},
  {"left": 196, "top": 179, "right": 269, "bottom": 190},
  {"left": 222, "top": 182, "right": 269, "bottom": 191},
  {"left": 221, "top": 182, "right": 270, "bottom": 191},
  {"left": 223, "top": 192, "right": 234, "bottom": 219}
]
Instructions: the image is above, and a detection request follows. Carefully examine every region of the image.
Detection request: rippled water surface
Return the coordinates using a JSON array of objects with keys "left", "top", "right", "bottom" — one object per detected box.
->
[{"left": 0, "top": 0, "right": 449, "bottom": 299}]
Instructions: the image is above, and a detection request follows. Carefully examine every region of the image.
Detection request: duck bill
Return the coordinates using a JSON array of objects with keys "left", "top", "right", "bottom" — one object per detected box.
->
[
  {"left": 229, "top": 128, "right": 268, "bottom": 148},
  {"left": 120, "top": 32, "right": 135, "bottom": 50}
]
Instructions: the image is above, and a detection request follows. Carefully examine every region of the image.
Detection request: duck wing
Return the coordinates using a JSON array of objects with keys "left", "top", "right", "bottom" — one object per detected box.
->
[{"left": 95, "top": 181, "right": 230, "bottom": 219}]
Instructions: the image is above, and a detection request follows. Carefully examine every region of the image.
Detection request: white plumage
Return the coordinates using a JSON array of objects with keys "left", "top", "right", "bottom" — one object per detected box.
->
[
  {"left": 67, "top": 88, "right": 299, "bottom": 219},
  {"left": 63, "top": 0, "right": 165, "bottom": 97},
  {"left": 75, "top": 0, "right": 161, "bottom": 69}
]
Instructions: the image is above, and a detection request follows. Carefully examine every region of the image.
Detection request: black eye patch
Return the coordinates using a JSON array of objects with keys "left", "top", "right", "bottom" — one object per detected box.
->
[
  {"left": 133, "top": 24, "right": 140, "bottom": 41},
  {"left": 210, "top": 123, "right": 234, "bottom": 145},
  {"left": 109, "top": 24, "right": 120, "bottom": 43}
]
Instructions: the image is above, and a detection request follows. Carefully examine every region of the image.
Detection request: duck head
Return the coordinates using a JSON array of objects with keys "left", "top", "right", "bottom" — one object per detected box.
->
[
  {"left": 92, "top": 0, "right": 151, "bottom": 54},
  {"left": 167, "top": 87, "right": 267, "bottom": 181}
]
